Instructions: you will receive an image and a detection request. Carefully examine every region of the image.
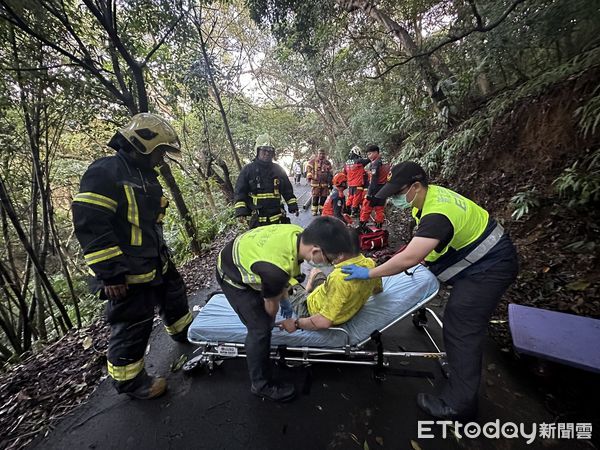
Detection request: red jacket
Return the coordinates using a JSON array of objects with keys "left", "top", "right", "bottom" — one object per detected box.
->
[
  {"left": 322, "top": 188, "right": 345, "bottom": 219},
  {"left": 343, "top": 157, "right": 370, "bottom": 187}
]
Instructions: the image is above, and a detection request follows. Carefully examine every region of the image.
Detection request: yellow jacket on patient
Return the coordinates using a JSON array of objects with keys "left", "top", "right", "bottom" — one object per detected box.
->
[{"left": 307, "top": 254, "right": 382, "bottom": 325}]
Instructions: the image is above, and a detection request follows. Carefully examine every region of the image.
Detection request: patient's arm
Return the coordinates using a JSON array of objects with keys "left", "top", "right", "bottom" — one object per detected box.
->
[{"left": 277, "top": 314, "right": 333, "bottom": 333}]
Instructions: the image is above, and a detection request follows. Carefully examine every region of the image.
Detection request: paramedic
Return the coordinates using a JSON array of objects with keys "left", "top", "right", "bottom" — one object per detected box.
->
[
  {"left": 72, "top": 113, "right": 192, "bottom": 400},
  {"left": 215, "top": 217, "right": 353, "bottom": 402},
  {"left": 342, "top": 162, "right": 518, "bottom": 420},
  {"left": 277, "top": 223, "right": 381, "bottom": 333}
]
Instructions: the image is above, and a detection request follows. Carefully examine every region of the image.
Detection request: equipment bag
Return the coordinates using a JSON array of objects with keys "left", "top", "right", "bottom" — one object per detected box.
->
[{"left": 358, "top": 226, "right": 389, "bottom": 251}]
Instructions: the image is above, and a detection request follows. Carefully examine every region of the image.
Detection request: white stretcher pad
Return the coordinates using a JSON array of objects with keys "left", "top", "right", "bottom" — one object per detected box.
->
[{"left": 188, "top": 264, "right": 439, "bottom": 348}]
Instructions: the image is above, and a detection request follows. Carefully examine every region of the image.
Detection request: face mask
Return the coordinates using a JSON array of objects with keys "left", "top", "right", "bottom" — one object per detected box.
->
[
  {"left": 390, "top": 185, "right": 415, "bottom": 209},
  {"left": 306, "top": 249, "right": 333, "bottom": 269}
]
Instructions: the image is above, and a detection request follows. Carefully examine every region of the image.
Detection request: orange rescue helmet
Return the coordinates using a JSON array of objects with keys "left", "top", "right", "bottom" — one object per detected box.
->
[{"left": 332, "top": 172, "right": 347, "bottom": 187}]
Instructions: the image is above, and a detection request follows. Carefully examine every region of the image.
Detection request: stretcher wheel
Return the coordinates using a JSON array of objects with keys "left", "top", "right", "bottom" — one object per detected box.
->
[
  {"left": 412, "top": 309, "right": 428, "bottom": 330},
  {"left": 182, "top": 354, "right": 212, "bottom": 375}
]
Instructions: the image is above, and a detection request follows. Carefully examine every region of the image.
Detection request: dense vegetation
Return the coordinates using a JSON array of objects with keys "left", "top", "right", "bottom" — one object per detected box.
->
[{"left": 0, "top": 0, "right": 598, "bottom": 364}]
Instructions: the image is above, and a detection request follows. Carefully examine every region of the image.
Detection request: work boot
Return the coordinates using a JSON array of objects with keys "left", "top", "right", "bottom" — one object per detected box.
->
[
  {"left": 126, "top": 376, "right": 167, "bottom": 400},
  {"left": 357, "top": 221, "right": 370, "bottom": 233},
  {"left": 375, "top": 222, "right": 383, "bottom": 229},
  {"left": 251, "top": 382, "right": 296, "bottom": 402}
]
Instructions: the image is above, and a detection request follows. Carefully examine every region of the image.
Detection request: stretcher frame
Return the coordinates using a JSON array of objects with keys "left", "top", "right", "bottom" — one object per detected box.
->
[{"left": 185, "top": 288, "right": 449, "bottom": 378}]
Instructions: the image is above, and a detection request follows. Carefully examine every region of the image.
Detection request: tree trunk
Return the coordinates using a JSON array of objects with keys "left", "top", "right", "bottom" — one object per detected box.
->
[
  {"left": 338, "top": 0, "right": 454, "bottom": 122},
  {"left": 158, "top": 165, "right": 202, "bottom": 255}
]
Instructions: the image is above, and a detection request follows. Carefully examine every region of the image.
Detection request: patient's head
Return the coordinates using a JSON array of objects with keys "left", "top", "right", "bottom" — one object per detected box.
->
[{"left": 299, "top": 217, "right": 357, "bottom": 265}]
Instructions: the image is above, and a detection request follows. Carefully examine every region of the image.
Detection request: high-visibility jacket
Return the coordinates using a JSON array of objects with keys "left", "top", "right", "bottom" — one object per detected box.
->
[
  {"left": 72, "top": 149, "right": 171, "bottom": 286},
  {"left": 306, "top": 156, "right": 333, "bottom": 187},
  {"left": 343, "top": 158, "right": 370, "bottom": 187},
  {"left": 234, "top": 159, "right": 297, "bottom": 223},
  {"left": 218, "top": 224, "right": 303, "bottom": 291},
  {"left": 412, "top": 185, "right": 489, "bottom": 262}
]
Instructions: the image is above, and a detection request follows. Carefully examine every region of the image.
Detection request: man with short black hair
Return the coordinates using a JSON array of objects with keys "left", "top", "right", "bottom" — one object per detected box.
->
[
  {"left": 343, "top": 161, "right": 519, "bottom": 421},
  {"left": 216, "top": 217, "right": 354, "bottom": 402},
  {"left": 359, "top": 144, "right": 389, "bottom": 229}
]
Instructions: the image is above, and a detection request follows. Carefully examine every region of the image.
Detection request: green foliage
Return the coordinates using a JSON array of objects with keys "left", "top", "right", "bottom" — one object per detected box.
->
[
  {"left": 575, "top": 85, "right": 600, "bottom": 138},
  {"left": 510, "top": 187, "right": 541, "bottom": 220},
  {"left": 553, "top": 149, "right": 600, "bottom": 207}
]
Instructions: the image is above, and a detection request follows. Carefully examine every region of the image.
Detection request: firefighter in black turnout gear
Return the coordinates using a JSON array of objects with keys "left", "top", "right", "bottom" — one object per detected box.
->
[
  {"left": 72, "top": 113, "right": 192, "bottom": 400},
  {"left": 234, "top": 134, "right": 298, "bottom": 228}
]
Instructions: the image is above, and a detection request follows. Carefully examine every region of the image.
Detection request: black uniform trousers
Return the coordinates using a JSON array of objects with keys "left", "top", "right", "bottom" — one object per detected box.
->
[
  {"left": 105, "top": 266, "right": 190, "bottom": 393},
  {"left": 439, "top": 239, "right": 519, "bottom": 414},
  {"left": 216, "top": 270, "right": 274, "bottom": 389}
]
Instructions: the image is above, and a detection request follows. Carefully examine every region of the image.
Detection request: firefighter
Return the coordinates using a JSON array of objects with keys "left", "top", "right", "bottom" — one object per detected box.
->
[
  {"left": 343, "top": 146, "right": 371, "bottom": 217},
  {"left": 321, "top": 172, "right": 352, "bottom": 224},
  {"left": 72, "top": 113, "right": 192, "bottom": 400},
  {"left": 359, "top": 144, "right": 389, "bottom": 229},
  {"left": 306, "top": 149, "right": 333, "bottom": 216},
  {"left": 342, "top": 162, "right": 519, "bottom": 420},
  {"left": 234, "top": 134, "right": 298, "bottom": 228},
  {"left": 216, "top": 218, "right": 354, "bottom": 401}
]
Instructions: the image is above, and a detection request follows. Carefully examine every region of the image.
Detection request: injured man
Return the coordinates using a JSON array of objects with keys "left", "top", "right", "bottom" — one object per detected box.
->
[{"left": 277, "top": 230, "right": 382, "bottom": 333}]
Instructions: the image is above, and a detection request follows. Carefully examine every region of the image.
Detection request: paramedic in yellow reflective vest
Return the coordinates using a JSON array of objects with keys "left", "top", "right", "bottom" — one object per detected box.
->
[
  {"left": 234, "top": 134, "right": 298, "bottom": 228},
  {"left": 216, "top": 218, "right": 353, "bottom": 402},
  {"left": 342, "top": 162, "right": 518, "bottom": 420},
  {"left": 72, "top": 113, "right": 192, "bottom": 400}
]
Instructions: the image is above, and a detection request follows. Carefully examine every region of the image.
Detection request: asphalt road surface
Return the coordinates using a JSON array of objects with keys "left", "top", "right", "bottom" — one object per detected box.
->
[{"left": 31, "top": 180, "right": 592, "bottom": 450}]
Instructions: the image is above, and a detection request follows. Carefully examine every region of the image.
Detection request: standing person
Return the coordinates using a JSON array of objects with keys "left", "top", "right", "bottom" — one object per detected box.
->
[
  {"left": 321, "top": 173, "right": 352, "bottom": 224},
  {"left": 234, "top": 134, "right": 298, "bottom": 228},
  {"left": 359, "top": 144, "right": 389, "bottom": 229},
  {"left": 342, "top": 162, "right": 519, "bottom": 420},
  {"left": 306, "top": 149, "right": 333, "bottom": 216},
  {"left": 72, "top": 113, "right": 192, "bottom": 400},
  {"left": 292, "top": 160, "right": 302, "bottom": 185},
  {"left": 216, "top": 218, "right": 352, "bottom": 401},
  {"left": 343, "top": 146, "right": 371, "bottom": 217}
]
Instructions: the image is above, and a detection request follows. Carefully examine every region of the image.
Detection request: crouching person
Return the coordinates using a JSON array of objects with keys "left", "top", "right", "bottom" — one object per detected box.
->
[
  {"left": 72, "top": 113, "right": 192, "bottom": 400},
  {"left": 278, "top": 219, "right": 382, "bottom": 332},
  {"left": 216, "top": 218, "right": 354, "bottom": 402}
]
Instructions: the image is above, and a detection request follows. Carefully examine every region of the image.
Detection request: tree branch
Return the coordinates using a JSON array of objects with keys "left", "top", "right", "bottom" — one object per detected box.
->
[{"left": 366, "top": 0, "right": 525, "bottom": 79}]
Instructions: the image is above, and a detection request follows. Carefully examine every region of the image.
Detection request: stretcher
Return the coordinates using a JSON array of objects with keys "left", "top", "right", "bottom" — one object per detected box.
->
[{"left": 185, "top": 264, "right": 448, "bottom": 377}]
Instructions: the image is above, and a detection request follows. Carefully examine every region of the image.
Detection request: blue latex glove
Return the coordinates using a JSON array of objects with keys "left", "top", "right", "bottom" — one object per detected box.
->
[
  {"left": 341, "top": 264, "right": 370, "bottom": 280},
  {"left": 279, "top": 298, "right": 293, "bottom": 319}
]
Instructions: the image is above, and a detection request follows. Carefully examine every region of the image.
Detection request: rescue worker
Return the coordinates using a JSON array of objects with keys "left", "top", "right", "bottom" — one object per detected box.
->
[
  {"left": 322, "top": 172, "right": 352, "bottom": 224},
  {"left": 306, "top": 149, "right": 333, "bottom": 216},
  {"left": 359, "top": 144, "right": 389, "bottom": 229},
  {"left": 216, "top": 218, "right": 353, "bottom": 402},
  {"left": 342, "top": 162, "right": 519, "bottom": 420},
  {"left": 343, "top": 146, "right": 370, "bottom": 217},
  {"left": 72, "top": 113, "right": 192, "bottom": 400},
  {"left": 234, "top": 134, "right": 298, "bottom": 228}
]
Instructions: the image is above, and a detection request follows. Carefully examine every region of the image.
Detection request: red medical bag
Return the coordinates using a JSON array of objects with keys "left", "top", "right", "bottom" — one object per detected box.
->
[{"left": 358, "top": 226, "right": 389, "bottom": 251}]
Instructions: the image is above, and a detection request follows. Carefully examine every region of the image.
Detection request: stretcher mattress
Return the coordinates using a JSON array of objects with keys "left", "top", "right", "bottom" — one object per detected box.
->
[{"left": 188, "top": 264, "right": 439, "bottom": 348}]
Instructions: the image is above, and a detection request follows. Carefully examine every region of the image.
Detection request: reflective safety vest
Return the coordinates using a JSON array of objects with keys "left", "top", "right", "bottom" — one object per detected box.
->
[
  {"left": 413, "top": 185, "right": 489, "bottom": 263},
  {"left": 226, "top": 224, "right": 303, "bottom": 290}
]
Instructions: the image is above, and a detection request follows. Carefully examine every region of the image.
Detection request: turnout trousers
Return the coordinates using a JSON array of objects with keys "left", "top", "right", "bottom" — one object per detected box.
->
[
  {"left": 216, "top": 270, "right": 274, "bottom": 389},
  {"left": 105, "top": 265, "right": 192, "bottom": 393},
  {"left": 439, "top": 240, "right": 519, "bottom": 414},
  {"left": 360, "top": 196, "right": 385, "bottom": 223}
]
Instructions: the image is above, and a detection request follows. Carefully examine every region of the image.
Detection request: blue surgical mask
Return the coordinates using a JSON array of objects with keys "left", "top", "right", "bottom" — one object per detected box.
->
[{"left": 306, "top": 249, "right": 333, "bottom": 269}]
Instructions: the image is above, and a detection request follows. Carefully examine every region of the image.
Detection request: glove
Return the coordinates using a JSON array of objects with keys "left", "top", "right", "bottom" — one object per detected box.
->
[
  {"left": 288, "top": 204, "right": 299, "bottom": 214},
  {"left": 279, "top": 298, "right": 293, "bottom": 319},
  {"left": 366, "top": 195, "right": 375, "bottom": 202},
  {"left": 341, "top": 264, "right": 370, "bottom": 281}
]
